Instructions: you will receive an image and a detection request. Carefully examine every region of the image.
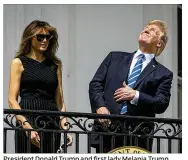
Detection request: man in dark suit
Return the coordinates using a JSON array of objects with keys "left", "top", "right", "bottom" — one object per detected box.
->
[{"left": 89, "top": 20, "right": 173, "bottom": 153}]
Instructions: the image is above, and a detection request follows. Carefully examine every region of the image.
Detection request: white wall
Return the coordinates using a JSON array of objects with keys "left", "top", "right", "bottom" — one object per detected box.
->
[{"left": 3, "top": 4, "right": 179, "bottom": 153}]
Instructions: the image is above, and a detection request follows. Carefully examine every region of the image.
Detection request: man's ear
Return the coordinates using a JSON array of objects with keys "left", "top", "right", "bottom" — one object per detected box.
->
[{"left": 156, "top": 40, "right": 162, "bottom": 48}]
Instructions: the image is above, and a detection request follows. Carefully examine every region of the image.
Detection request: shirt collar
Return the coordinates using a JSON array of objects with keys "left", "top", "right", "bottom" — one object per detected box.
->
[{"left": 134, "top": 49, "right": 155, "bottom": 62}]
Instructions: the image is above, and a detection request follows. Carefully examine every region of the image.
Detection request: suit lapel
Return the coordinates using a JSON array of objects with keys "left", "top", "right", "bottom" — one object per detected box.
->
[
  {"left": 133, "top": 58, "right": 158, "bottom": 89},
  {"left": 118, "top": 52, "right": 135, "bottom": 84}
]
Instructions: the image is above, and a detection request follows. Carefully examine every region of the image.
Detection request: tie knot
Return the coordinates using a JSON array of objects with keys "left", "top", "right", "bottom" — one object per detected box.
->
[{"left": 138, "top": 54, "right": 145, "bottom": 60}]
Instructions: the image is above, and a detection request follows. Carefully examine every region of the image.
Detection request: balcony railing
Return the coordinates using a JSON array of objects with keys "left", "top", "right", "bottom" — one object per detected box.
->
[{"left": 4, "top": 109, "right": 182, "bottom": 153}]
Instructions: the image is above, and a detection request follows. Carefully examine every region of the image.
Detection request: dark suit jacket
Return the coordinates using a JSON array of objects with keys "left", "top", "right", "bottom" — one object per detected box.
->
[
  {"left": 89, "top": 51, "right": 173, "bottom": 148},
  {"left": 89, "top": 51, "right": 173, "bottom": 117}
]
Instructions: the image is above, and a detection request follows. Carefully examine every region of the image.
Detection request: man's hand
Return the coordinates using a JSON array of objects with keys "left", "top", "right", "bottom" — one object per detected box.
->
[
  {"left": 114, "top": 81, "right": 136, "bottom": 102},
  {"left": 96, "top": 107, "right": 111, "bottom": 127}
]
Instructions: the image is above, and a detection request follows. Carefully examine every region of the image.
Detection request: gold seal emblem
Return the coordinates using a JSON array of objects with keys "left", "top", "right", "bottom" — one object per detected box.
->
[{"left": 108, "top": 146, "right": 151, "bottom": 153}]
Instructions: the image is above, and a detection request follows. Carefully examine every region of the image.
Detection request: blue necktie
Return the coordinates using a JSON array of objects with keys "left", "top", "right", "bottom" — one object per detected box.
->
[{"left": 120, "top": 54, "right": 145, "bottom": 114}]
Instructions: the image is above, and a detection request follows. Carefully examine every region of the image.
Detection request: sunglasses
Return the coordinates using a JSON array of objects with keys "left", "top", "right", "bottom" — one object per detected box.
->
[{"left": 34, "top": 34, "right": 53, "bottom": 42}]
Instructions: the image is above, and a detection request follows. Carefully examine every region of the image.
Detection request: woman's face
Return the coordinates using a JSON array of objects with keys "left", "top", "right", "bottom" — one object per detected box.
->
[{"left": 31, "top": 28, "right": 52, "bottom": 53}]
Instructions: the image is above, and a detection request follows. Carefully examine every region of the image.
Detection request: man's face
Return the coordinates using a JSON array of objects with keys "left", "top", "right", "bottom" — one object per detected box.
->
[{"left": 138, "top": 24, "right": 162, "bottom": 48}]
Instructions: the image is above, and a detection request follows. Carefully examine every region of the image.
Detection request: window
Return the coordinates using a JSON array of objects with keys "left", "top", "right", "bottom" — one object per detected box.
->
[
  {"left": 178, "top": 4, "right": 182, "bottom": 78},
  {"left": 177, "top": 4, "right": 182, "bottom": 119}
]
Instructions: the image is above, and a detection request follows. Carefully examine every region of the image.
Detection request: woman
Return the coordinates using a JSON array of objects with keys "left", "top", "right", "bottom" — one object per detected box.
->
[{"left": 8, "top": 20, "right": 72, "bottom": 153}]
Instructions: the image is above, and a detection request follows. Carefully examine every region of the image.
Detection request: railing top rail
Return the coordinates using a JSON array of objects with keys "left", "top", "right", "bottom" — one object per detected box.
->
[{"left": 4, "top": 109, "right": 182, "bottom": 124}]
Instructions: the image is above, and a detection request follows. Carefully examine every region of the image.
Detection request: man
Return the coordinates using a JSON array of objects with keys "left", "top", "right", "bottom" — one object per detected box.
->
[{"left": 89, "top": 20, "right": 173, "bottom": 153}]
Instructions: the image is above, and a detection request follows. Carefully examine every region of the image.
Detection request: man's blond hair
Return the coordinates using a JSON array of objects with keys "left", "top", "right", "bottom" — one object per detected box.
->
[{"left": 148, "top": 20, "right": 168, "bottom": 56}]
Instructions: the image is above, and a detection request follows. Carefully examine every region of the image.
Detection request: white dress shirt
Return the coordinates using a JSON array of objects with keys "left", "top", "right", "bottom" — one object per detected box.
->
[{"left": 129, "top": 49, "right": 155, "bottom": 105}]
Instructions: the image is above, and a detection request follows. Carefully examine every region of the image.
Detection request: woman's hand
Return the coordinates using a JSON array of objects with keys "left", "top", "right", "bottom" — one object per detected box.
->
[
  {"left": 67, "top": 134, "right": 73, "bottom": 146},
  {"left": 60, "top": 120, "right": 73, "bottom": 146},
  {"left": 25, "top": 130, "right": 40, "bottom": 148}
]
